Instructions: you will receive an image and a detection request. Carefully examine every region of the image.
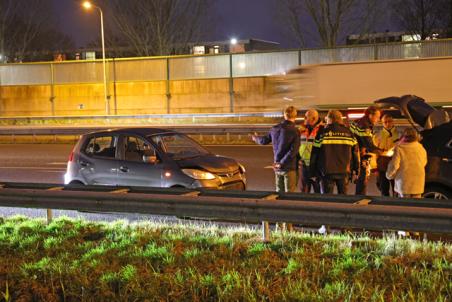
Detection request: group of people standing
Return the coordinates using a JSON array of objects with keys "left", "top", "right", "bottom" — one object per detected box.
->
[{"left": 252, "top": 105, "right": 428, "bottom": 198}]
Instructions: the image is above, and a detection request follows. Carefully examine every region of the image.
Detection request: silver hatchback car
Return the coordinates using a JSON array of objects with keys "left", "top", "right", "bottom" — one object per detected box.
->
[{"left": 65, "top": 128, "right": 246, "bottom": 190}]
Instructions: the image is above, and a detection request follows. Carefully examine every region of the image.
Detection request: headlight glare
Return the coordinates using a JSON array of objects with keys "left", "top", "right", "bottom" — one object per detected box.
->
[{"left": 182, "top": 169, "right": 216, "bottom": 180}]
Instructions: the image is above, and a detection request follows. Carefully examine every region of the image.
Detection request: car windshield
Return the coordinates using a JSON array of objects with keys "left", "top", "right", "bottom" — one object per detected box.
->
[{"left": 148, "top": 133, "right": 209, "bottom": 160}]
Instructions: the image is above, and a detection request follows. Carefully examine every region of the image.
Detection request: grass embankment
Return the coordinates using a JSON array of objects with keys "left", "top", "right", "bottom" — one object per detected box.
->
[{"left": 0, "top": 216, "right": 451, "bottom": 301}]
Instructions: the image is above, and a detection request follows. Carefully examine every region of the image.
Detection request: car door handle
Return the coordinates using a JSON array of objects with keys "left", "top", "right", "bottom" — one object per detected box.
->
[
  {"left": 79, "top": 160, "right": 90, "bottom": 167},
  {"left": 119, "top": 166, "right": 129, "bottom": 173}
]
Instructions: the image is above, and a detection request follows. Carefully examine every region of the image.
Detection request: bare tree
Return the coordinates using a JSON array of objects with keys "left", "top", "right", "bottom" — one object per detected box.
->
[
  {"left": 99, "top": 0, "right": 211, "bottom": 56},
  {"left": 276, "top": 0, "right": 307, "bottom": 48},
  {"left": 13, "top": 1, "right": 55, "bottom": 60},
  {"left": 449, "top": 0, "right": 452, "bottom": 36},
  {"left": 0, "top": 0, "right": 73, "bottom": 62},
  {"left": 305, "top": 0, "right": 356, "bottom": 48},
  {"left": 275, "top": 0, "right": 382, "bottom": 48},
  {"left": 392, "top": 0, "right": 449, "bottom": 40},
  {"left": 0, "top": 0, "right": 20, "bottom": 60}
]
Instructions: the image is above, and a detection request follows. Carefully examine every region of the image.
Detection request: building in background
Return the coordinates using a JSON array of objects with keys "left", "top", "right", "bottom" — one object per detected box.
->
[
  {"left": 190, "top": 38, "right": 280, "bottom": 55},
  {"left": 346, "top": 30, "right": 444, "bottom": 45}
]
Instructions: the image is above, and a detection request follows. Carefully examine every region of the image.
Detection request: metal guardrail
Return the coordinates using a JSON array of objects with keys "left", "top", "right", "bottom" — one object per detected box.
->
[
  {"left": 0, "top": 112, "right": 284, "bottom": 122},
  {"left": 0, "top": 125, "right": 273, "bottom": 136},
  {"left": 0, "top": 117, "right": 413, "bottom": 137},
  {"left": 0, "top": 182, "right": 451, "bottom": 237}
]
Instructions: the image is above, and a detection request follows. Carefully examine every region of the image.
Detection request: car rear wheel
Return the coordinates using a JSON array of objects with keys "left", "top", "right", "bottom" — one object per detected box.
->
[{"left": 423, "top": 185, "right": 451, "bottom": 200}]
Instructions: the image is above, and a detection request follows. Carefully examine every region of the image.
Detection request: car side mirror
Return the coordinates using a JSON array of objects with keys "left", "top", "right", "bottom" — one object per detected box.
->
[{"left": 143, "top": 155, "right": 158, "bottom": 164}]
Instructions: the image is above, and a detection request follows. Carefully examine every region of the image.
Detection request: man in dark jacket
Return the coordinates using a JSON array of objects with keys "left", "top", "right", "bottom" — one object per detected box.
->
[
  {"left": 310, "top": 110, "right": 360, "bottom": 194},
  {"left": 252, "top": 106, "right": 300, "bottom": 192},
  {"left": 350, "top": 106, "right": 384, "bottom": 195}
]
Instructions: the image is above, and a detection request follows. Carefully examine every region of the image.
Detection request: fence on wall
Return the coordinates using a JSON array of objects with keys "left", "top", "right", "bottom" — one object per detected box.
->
[
  {"left": 1, "top": 39, "right": 452, "bottom": 86},
  {"left": 1, "top": 39, "right": 452, "bottom": 114}
]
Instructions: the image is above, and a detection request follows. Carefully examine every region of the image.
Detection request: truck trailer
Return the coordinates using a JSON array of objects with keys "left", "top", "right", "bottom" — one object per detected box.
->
[{"left": 267, "top": 56, "right": 452, "bottom": 111}]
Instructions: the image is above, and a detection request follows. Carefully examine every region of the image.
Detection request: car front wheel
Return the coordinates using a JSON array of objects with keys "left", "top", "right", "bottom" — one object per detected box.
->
[{"left": 423, "top": 185, "right": 451, "bottom": 200}]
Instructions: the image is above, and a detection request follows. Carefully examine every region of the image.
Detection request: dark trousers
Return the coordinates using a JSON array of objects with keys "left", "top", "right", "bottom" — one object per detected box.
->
[
  {"left": 377, "top": 171, "right": 394, "bottom": 196},
  {"left": 321, "top": 175, "right": 348, "bottom": 194},
  {"left": 300, "top": 163, "right": 321, "bottom": 193},
  {"left": 355, "top": 159, "right": 370, "bottom": 195}
]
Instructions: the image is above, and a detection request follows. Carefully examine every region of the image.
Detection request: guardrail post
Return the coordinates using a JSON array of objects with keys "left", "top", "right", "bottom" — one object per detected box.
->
[
  {"left": 229, "top": 54, "right": 234, "bottom": 113},
  {"left": 262, "top": 221, "right": 270, "bottom": 242},
  {"left": 50, "top": 63, "right": 55, "bottom": 116},
  {"left": 112, "top": 58, "right": 118, "bottom": 115},
  {"left": 47, "top": 209, "right": 53, "bottom": 224},
  {"left": 374, "top": 44, "right": 379, "bottom": 60},
  {"left": 166, "top": 58, "right": 171, "bottom": 114},
  {"left": 106, "top": 59, "right": 112, "bottom": 115}
]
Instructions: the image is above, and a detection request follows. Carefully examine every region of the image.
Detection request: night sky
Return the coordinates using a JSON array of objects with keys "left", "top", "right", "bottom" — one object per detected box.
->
[
  {"left": 52, "top": 0, "right": 395, "bottom": 49},
  {"left": 51, "top": 0, "right": 293, "bottom": 49}
]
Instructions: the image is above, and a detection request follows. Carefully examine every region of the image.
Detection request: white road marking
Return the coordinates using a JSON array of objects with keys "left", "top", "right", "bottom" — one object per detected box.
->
[{"left": 48, "top": 162, "right": 67, "bottom": 165}]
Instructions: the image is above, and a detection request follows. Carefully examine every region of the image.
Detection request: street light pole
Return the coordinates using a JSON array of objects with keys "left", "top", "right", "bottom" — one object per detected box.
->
[
  {"left": 99, "top": 7, "right": 109, "bottom": 115},
  {"left": 83, "top": 1, "right": 109, "bottom": 115}
]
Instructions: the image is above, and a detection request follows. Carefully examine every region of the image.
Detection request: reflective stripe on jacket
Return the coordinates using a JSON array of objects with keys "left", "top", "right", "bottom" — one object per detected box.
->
[
  {"left": 350, "top": 116, "right": 383, "bottom": 154},
  {"left": 299, "top": 122, "right": 323, "bottom": 166}
]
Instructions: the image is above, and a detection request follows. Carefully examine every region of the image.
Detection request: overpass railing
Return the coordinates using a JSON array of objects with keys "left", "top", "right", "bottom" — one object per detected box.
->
[{"left": 1, "top": 39, "right": 452, "bottom": 86}]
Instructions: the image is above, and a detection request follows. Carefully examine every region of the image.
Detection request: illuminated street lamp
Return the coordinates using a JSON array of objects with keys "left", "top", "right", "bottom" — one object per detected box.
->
[
  {"left": 82, "top": 1, "right": 109, "bottom": 115},
  {"left": 230, "top": 38, "right": 238, "bottom": 45}
]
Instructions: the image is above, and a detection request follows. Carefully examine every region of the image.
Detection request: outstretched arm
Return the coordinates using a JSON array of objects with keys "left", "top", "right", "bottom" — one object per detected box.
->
[{"left": 252, "top": 132, "right": 272, "bottom": 145}]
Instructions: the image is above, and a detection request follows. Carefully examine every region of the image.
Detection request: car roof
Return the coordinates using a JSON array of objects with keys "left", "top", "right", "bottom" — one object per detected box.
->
[{"left": 84, "top": 127, "right": 179, "bottom": 137}]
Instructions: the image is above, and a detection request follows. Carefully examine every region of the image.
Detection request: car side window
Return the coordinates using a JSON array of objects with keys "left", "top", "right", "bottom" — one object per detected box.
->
[
  {"left": 84, "top": 136, "right": 117, "bottom": 159},
  {"left": 124, "top": 136, "right": 156, "bottom": 163}
]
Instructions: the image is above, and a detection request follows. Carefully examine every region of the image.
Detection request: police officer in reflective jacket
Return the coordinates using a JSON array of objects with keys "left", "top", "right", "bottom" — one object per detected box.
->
[
  {"left": 350, "top": 106, "right": 384, "bottom": 195},
  {"left": 299, "top": 109, "right": 323, "bottom": 193},
  {"left": 310, "top": 110, "right": 360, "bottom": 194}
]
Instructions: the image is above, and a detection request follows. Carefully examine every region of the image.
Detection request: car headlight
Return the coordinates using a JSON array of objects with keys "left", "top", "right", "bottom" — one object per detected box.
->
[
  {"left": 238, "top": 163, "right": 246, "bottom": 174},
  {"left": 182, "top": 169, "right": 216, "bottom": 180}
]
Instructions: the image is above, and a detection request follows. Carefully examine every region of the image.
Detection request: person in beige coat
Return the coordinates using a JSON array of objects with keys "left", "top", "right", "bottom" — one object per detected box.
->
[{"left": 386, "top": 128, "right": 427, "bottom": 198}]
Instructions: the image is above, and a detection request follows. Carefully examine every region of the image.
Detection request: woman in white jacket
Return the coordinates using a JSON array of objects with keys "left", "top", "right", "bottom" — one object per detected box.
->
[{"left": 386, "top": 128, "right": 427, "bottom": 198}]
